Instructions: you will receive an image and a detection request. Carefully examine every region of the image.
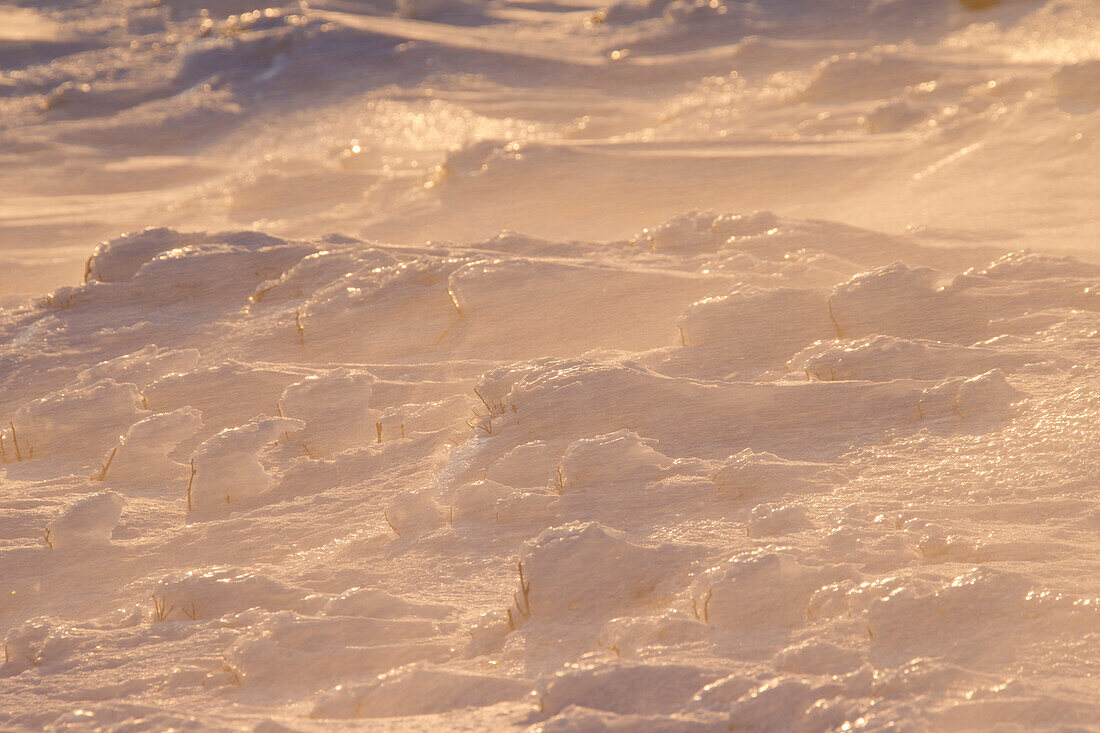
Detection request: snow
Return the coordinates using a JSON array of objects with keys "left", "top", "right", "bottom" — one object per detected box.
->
[
  {"left": 2, "top": 0, "right": 1100, "bottom": 730},
  {"left": 188, "top": 415, "right": 305, "bottom": 514},
  {"left": 45, "top": 492, "right": 125, "bottom": 550},
  {"left": 100, "top": 407, "right": 203, "bottom": 487}
]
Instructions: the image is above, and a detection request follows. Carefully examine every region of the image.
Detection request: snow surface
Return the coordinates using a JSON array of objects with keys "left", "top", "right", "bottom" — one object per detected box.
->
[{"left": 2, "top": 0, "right": 1100, "bottom": 730}]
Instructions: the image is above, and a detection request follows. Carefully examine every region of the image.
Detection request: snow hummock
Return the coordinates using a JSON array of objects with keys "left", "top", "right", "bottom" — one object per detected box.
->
[
  {"left": 189, "top": 415, "right": 305, "bottom": 514},
  {"left": 46, "top": 492, "right": 125, "bottom": 550}
]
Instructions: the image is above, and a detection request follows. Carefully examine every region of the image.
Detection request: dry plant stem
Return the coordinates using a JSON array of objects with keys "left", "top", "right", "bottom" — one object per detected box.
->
[
  {"left": 274, "top": 402, "right": 288, "bottom": 443},
  {"left": 10, "top": 423, "right": 21, "bottom": 462},
  {"left": 95, "top": 447, "right": 118, "bottom": 481},
  {"left": 473, "top": 387, "right": 508, "bottom": 417},
  {"left": 514, "top": 561, "right": 532, "bottom": 618},
  {"left": 383, "top": 509, "right": 401, "bottom": 537},
  {"left": 152, "top": 594, "right": 174, "bottom": 622},
  {"left": 473, "top": 388, "right": 497, "bottom": 416},
  {"left": 465, "top": 415, "right": 498, "bottom": 436},
  {"left": 827, "top": 297, "right": 844, "bottom": 338},
  {"left": 294, "top": 310, "right": 305, "bottom": 346},
  {"left": 692, "top": 589, "right": 713, "bottom": 623},
  {"left": 252, "top": 284, "right": 273, "bottom": 303},
  {"left": 43, "top": 528, "right": 53, "bottom": 549},
  {"left": 186, "top": 459, "right": 195, "bottom": 511},
  {"left": 222, "top": 659, "right": 242, "bottom": 686},
  {"left": 554, "top": 466, "right": 567, "bottom": 494},
  {"left": 436, "top": 288, "right": 465, "bottom": 343},
  {"left": 436, "top": 316, "right": 463, "bottom": 343},
  {"left": 376, "top": 422, "right": 383, "bottom": 443}
]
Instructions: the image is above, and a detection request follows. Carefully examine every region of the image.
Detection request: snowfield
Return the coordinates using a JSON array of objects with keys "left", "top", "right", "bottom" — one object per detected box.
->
[{"left": 2, "top": 0, "right": 1100, "bottom": 730}]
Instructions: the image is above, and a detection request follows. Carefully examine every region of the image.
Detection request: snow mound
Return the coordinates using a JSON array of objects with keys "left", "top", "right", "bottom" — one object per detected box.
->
[
  {"left": 72, "top": 345, "right": 200, "bottom": 390},
  {"left": 530, "top": 705, "right": 714, "bottom": 733},
  {"left": 862, "top": 567, "right": 1100, "bottom": 669},
  {"left": 829, "top": 258, "right": 1096, "bottom": 344},
  {"left": 12, "top": 379, "right": 144, "bottom": 462},
  {"left": 152, "top": 567, "right": 317, "bottom": 621},
  {"left": 920, "top": 369, "right": 1021, "bottom": 421},
  {"left": 677, "top": 286, "right": 832, "bottom": 367},
  {"left": 383, "top": 488, "right": 446, "bottom": 538},
  {"left": 323, "top": 587, "right": 451, "bottom": 619},
  {"left": 98, "top": 408, "right": 202, "bottom": 486},
  {"left": 516, "top": 523, "right": 686, "bottom": 629},
  {"left": 489, "top": 441, "right": 565, "bottom": 488},
  {"left": 188, "top": 415, "right": 304, "bottom": 514},
  {"left": 47, "top": 491, "right": 124, "bottom": 549},
  {"left": 1, "top": 619, "right": 58, "bottom": 674},
  {"left": 798, "top": 53, "right": 939, "bottom": 104},
  {"left": 631, "top": 210, "right": 779, "bottom": 254},
  {"left": 146, "top": 362, "right": 296, "bottom": 436},
  {"left": 443, "top": 479, "right": 514, "bottom": 526},
  {"left": 310, "top": 664, "right": 528, "bottom": 719},
  {"left": 691, "top": 549, "right": 859, "bottom": 632},
  {"left": 447, "top": 258, "right": 710, "bottom": 357},
  {"left": 787, "top": 335, "right": 1051, "bottom": 382},
  {"left": 86, "top": 229, "right": 302, "bottom": 296},
  {"left": 466, "top": 357, "right": 987, "bottom": 474},
  {"left": 85, "top": 228, "right": 195, "bottom": 284},
  {"left": 278, "top": 370, "right": 378, "bottom": 457},
  {"left": 556, "top": 430, "right": 670, "bottom": 493},
  {"left": 596, "top": 612, "right": 709, "bottom": 663},
  {"left": 773, "top": 640, "right": 865, "bottom": 676},
  {"left": 746, "top": 503, "right": 816, "bottom": 538},
  {"left": 534, "top": 662, "right": 718, "bottom": 718},
  {"left": 250, "top": 249, "right": 374, "bottom": 307},
  {"left": 229, "top": 614, "right": 453, "bottom": 692},
  {"left": 712, "top": 450, "right": 836, "bottom": 498}
]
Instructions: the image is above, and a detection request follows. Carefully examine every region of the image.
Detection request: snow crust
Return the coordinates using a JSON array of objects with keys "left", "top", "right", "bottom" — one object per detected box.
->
[{"left": 2, "top": 0, "right": 1100, "bottom": 730}]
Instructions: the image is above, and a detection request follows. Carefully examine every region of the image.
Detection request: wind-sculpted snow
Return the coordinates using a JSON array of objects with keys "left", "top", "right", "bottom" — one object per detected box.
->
[
  {"left": 1, "top": 207, "right": 1098, "bottom": 730},
  {"left": 45, "top": 492, "right": 125, "bottom": 551},
  {"left": 2, "top": 0, "right": 1100, "bottom": 730}
]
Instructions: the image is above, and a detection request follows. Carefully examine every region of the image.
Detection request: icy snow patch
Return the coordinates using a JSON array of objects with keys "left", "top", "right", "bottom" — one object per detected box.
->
[{"left": 46, "top": 492, "right": 124, "bottom": 549}]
